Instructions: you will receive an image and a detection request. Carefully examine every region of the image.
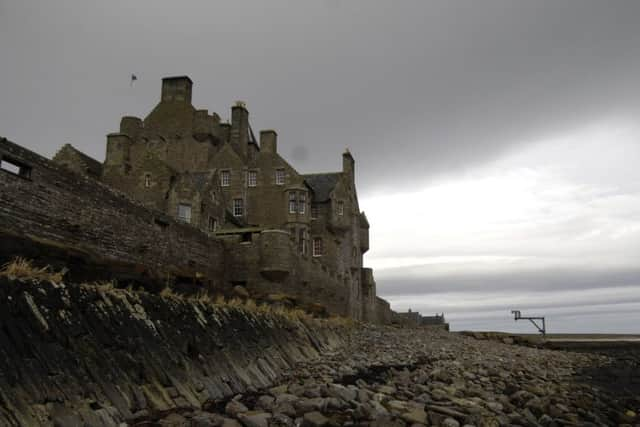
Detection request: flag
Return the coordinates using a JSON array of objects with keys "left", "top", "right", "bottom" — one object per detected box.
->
[{"left": 130, "top": 74, "right": 137, "bottom": 86}]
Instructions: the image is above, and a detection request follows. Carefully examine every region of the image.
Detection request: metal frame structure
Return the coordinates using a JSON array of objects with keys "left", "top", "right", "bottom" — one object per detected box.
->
[{"left": 511, "top": 310, "right": 546, "bottom": 336}]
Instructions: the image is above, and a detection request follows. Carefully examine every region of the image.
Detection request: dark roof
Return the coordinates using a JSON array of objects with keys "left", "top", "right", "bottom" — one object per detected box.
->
[{"left": 303, "top": 173, "right": 341, "bottom": 202}]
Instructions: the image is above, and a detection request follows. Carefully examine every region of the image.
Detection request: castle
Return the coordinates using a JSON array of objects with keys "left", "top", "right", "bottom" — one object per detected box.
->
[{"left": 0, "top": 76, "right": 393, "bottom": 323}]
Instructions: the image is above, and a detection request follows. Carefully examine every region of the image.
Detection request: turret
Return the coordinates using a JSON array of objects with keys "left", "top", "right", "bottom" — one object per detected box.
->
[
  {"left": 120, "top": 116, "right": 142, "bottom": 138},
  {"left": 161, "top": 76, "right": 193, "bottom": 104},
  {"left": 105, "top": 133, "right": 132, "bottom": 168}
]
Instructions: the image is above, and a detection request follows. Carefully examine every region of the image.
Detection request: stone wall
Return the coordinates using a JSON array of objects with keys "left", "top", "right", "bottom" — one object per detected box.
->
[
  {"left": 0, "top": 137, "right": 225, "bottom": 289},
  {"left": 0, "top": 277, "right": 342, "bottom": 426}
]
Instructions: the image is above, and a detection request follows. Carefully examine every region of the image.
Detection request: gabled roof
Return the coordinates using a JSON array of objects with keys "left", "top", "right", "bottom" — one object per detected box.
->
[
  {"left": 54, "top": 144, "right": 103, "bottom": 177},
  {"left": 303, "top": 172, "right": 341, "bottom": 202}
]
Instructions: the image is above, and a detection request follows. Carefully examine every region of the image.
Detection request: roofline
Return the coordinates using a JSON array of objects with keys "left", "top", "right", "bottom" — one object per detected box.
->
[{"left": 162, "top": 75, "right": 193, "bottom": 84}]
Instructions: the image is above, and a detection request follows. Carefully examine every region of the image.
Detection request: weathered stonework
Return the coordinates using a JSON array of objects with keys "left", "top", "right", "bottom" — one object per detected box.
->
[{"left": 1, "top": 75, "right": 393, "bottom": 322}]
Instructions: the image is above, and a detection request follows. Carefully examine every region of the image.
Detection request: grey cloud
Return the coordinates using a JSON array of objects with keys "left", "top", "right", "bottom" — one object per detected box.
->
[
  {"left": 377, "top": 266, "right": 640, "bottom": 295},
  {"left": 2, "top": 1, "right": 640, "bottom": 194}
]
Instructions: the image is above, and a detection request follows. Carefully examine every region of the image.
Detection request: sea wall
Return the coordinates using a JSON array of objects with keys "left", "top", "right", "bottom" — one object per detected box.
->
[{"left": 0, "top": 277, "right": 343, "bottom": 426}]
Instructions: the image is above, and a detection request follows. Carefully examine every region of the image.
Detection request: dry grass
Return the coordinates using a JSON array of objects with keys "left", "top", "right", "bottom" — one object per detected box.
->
[{"left": 0, "top": 257, "right": 67, "bottom": 283}]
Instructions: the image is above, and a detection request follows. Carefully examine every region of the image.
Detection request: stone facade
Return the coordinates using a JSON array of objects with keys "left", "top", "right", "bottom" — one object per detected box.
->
[{"left": 0, "top": 76, "right": 393, "bottom": 322}]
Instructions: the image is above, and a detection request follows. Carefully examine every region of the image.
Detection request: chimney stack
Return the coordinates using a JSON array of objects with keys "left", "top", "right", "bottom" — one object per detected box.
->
[
  {"left": 230, "top": 101, "right": 249, "bottom": 158},
  {"left": 161, "top": 76, "right": 193, "bottom": 104},
  {"left": 260, "top": 130, "right": 277, "bottom": 154},
  {"left": 343, "top": 149, "right": 355, "bottom": 182}
]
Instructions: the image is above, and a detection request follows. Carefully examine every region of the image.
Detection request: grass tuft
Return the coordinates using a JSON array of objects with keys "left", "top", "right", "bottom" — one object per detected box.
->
[{"left": 0, "top": 257, "right": 66, "bottom": 283}]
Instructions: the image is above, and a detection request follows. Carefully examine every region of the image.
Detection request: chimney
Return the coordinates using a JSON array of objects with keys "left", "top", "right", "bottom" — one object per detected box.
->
[
  {"left": 161, "top": 76, "right": 193, "bottom": 104},
  {"left": 230, "top": 101, "right": 249, "bottom": 157},
  {"left": 260, "top": 130, "right": 277, "bottom": 154},
  {"left": 343, "top": 149, "right": 355, "bottom": 182}
]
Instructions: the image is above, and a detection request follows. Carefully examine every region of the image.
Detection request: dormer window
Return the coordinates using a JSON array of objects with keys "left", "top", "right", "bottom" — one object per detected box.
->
[
  {"left": 275, "top": 168, "right": 285, "bottom": 185},
  {"left": 144, "top": 173, "right": 151, "bottom": 188},
  {"left": 220, "top": 170, "right": 230, "bottom": 187},
  {"left": 311, "top": 205, "right": 319, "bottom": 219},
  {"left": 337, "top": 201, "right": 344, "bottom": 216}
]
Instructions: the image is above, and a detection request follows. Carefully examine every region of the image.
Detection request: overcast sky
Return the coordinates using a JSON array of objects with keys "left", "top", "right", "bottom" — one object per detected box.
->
[{"left": 2, "top": 1, "right": 639, "bottom": 333}]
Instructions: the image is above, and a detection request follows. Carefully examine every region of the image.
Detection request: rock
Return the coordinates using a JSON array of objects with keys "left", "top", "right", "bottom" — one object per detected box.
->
[
  {"left": 442, "top": 417, "right": 461, "bottom": 427},
  {"left": 295, "top": 397, "right": 326, "bottom": 414},
  {"left": 270, "top": 413, "right": 295, "bottom": 427},
  {"left": 269, "top": 384, "right": 289, "bottom": 396},
  {"left": 221, "top": 419, "right": 242, "bottom": 427},
  {"left": 255, "top": 395, "right": 275, "bottom": 411},
  {"left": 237, "top": 411, "right": 271, "bottom": 427},
  {"left": 225, "top": 399, "right": 248, "bottom": 417},
  {"left": 191, "top": 412, "right": 225, "bottom": 427},
  {"left": 401, "top": 408, "right": 428, "bottom": 424},
  {"left": 302, "top": 411, "right": 329, "bottom": 427},
  {"left": 158, "top": 413, "right": 189, "bottom": 426},
  {"left": 386, "top": 399, "right": 408, "bottom": 413},
  {"left": 370, "top": 415, "right": 406, "bottom": 427},
  {"left": 377, "top": 385, "right": 397, "bottom": 395},
  {"left": 327, "top": 383, "right": 357, "bottom": 402}
]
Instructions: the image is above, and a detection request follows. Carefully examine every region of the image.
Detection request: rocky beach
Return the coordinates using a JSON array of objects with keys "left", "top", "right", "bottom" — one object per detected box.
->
[
  {"left": 155, "top": 326, "right": 639, "bottom": 427},
  {"left": 0, "top": 276, "right": 638, "bottom": 427}
]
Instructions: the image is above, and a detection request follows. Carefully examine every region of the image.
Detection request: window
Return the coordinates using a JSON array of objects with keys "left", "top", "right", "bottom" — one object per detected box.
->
[
  {"left": 220, "top": 170, "right": 230, "bottom": 187},
  {"left": 289, "top": 192, "right": 297, "bottom": 213},
  {"left": 299, "top": 229, "right": 308, "bottom": 255},
  {"left": 275, "top": 168, "right": 285, "bottom": 185},
  {"left": 311, "top": 205, "right": 319, "bottom": 219},
  {"left": 233, "top": 198, "right": 244, "bottom": 217},
  {"left": 248, "top": 170, "right": 257, "bottom": 187},
  {"left": 208, "top": 217, "right": 218, "bottom": 232},
  {"left": 0, "top": 157, "right": 31, "bottom": 179},
  {"left": 299, "top": 192, "right": 306, "bottom": 214},
  {"left": 177, "top": 204, "right": 192, "bottom": 223},
  {"left": 337, "top": 201, "right": 344, "bottom": 216},
  {"left": 312, "top": 238, "right": 323, "bottom": 257},
  {"left": 144, "top": 173, "right": 151, "bottom": 188}
]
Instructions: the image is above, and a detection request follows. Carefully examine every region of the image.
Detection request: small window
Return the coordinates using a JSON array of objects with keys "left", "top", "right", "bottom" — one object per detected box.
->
[
  {"left": 275, "top": 168, "right": 285, "bottom": 185},
  {"left": 0, "top": 157, "right": 31, "bottom": 179},
  {"left": 248, "top": 170, "right": 257, "bottom": 187},
  {"left": 337, "top": 201, "right": 344, "bottom": 216},
  {"left": 220, "top": 170, "right": 230, "bottom": 187},
  {"left": 299, "top": 192, "right": 306, "bottom": 214},
  {"left": 311, "top": 205, "right": 319, "bottom": 219},
  {"left": 288, "top": 192, "right": 297, "bottom": 214},
  {"left": 177, "top": 204, "right": 192, "bottom": 223},
  {"left": 144, "top": 173, "right": 151, "bottom": 188},
  {"left": 233, "top": 198, "right": 244, "bottom": 217},
  {"left": 208, "top": 217, "right": 218, "bottom": 232},
  {"left": 312, "top": 237, "right": 323, "bottom": 257}
]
